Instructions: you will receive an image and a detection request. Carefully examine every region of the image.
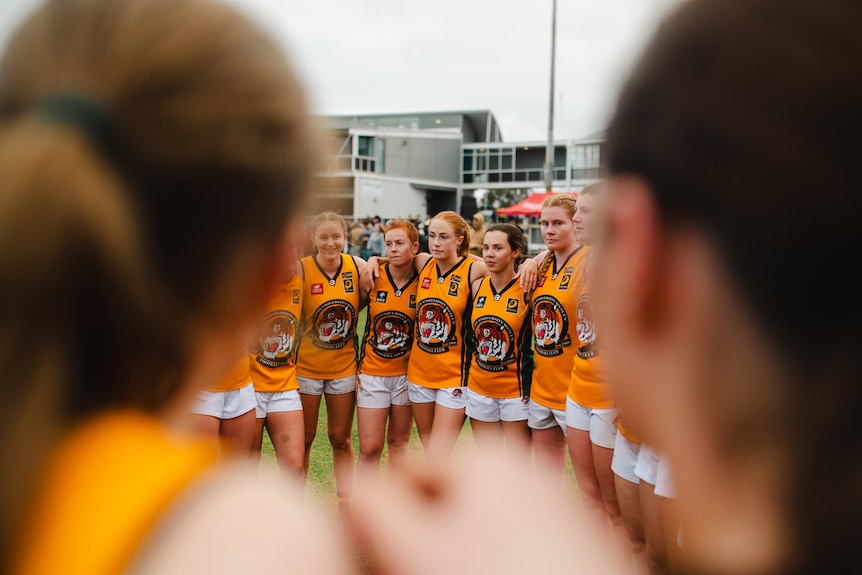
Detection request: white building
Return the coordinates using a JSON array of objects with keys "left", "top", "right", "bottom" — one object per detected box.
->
[{"left": 311, "top": 110, "right": 605, "bottom": 220}]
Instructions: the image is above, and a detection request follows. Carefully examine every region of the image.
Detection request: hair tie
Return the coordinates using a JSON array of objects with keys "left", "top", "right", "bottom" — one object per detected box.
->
[{"left": 38, "top": 93, "right": 115, "bottom": 154}]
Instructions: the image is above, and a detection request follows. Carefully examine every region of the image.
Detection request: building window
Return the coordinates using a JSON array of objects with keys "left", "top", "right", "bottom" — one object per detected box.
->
[
  {"left": 572, "top": 143, "right": 602, "bottom": 180},
  {"left": 358, "top": 136, "right": 374, "bottom": 157}
]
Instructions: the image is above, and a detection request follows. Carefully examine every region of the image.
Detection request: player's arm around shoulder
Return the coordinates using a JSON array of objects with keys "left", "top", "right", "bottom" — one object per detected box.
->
[
  {"left": 353, "top": 255, "right": 371, "bottom": 308},
  {"left": 469, "top": 259, "right": 489, "bottom": 285}
]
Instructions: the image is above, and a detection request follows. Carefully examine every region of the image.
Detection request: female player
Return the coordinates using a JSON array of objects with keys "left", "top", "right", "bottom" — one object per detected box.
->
[
  {"left": 565, "top": 182, "right": 623, "bottom": 530},
  {"left": 529, "top": 194, "right": 590, "bottom": 475},
  {"left": 249, "top": 243, "right": 305, "bottom": 477},
  {"left": 2, "top": 0, "right": 349, "bottom": 572},
  {"left": 357, "top": 218, "right": 420, "bottom": 483},
  {"left": 296, "top": 211, "right": 368, "bottom": 514},
  {"left": 366, "top": 210, "right": 538, "bottom": 463},
  {"left": 466, "top": 223, "right": 534, "bottom": 460},
  {"left": 404, "top": 211, "right": 484, "bottom": 463}
]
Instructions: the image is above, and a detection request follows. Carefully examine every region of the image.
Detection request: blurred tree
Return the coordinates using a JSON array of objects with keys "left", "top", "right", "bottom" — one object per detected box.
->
[{"left": 483, "top": 188, "right": 530, "bottom": 210}]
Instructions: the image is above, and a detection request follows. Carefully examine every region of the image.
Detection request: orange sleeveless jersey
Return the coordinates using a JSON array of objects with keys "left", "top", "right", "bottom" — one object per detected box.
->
[
  {"left": 15, "top": 411, "right": 216, "bottom": 575},
  {"left": 406, "top": 257, "right": 474, "bottom": 389},
  {"left": 568, "top": 250, "right": 614, "bottom": 408},
  {"left": 205, "top": 353, "right": 252, "bottom": 392},
  {"left": 530, "top": 246, "right": 590, "bottom": 410},
  {"left": 249, "top": 274, "right": 303, "bottom": 392},
  {"left": 617, "top": 416, "right": 641, "bottom": 444},
  {"left": 467, "top": 276, "right": 534, "bottom": 399},
  {"left": 296, "top": 254, "right": 361, "bottom": 379},
  {"left": 360, "top": 262, "right": 419, "bottom": 377}
]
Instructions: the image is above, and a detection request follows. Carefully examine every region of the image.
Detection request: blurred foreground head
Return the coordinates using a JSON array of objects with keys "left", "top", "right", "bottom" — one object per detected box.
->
[
  {"left": 600, "top": 0, "right": 861, "bottom": 574},
  {"left": 0, "top": 0, "right": 313, "bottom": 560}
]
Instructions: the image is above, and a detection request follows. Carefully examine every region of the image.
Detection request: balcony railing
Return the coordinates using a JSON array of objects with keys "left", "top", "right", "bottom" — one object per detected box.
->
[{"left": 322, "top": 154, "right": 377, "bottom": 174}]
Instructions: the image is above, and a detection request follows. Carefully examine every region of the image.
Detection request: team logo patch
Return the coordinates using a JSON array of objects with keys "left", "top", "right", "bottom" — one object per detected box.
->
[
  {"left": 421, "top": 277, "right": 432, "bottom": 289},
  {"left": 506, "top": 298, "right": 519, "bottom": 313},
  {"left": 409, "top": 294, "right": 417, "bottom": 308},
  {"left": 558, "top": 274, "right": 571, "bottom": 290},
  {"left": 251, "top": 310, "right": 299, "bottom": 368},
  {"left": 311, "top": 283, "right": 324, "bottom": 295},
  {"left": 292, "top": 289, "right": 301, "bottom": 304},
  {"left": 472, "top": 315, "right": 516, "bottom": 371},
  {"left": 370, "top": 310, "right": 413, "bottom": 359},
  {"left": 376, "top": 290, "right": 388, "bottom": 303},
  {"left": 311, "top": 300, "right": 356, "bottom": 350},
  {"left": 416, "top": 298, "right": 457, "bottom": 354},
  {"left": 475, "top": 296, "right": 486, "bottom": 308},
  {"left": 532, "top": 295, "right": 571, "bottom": 356},
  {"left": 343, "top": 277, "right": 355, "bottom": 293},
  {"left": 452, "top": 388, "right": 463, "bottom": 399},
  {"left": 576, "top": 293, "right": 600, "bottom": 359},
  {"left": 447, "top": 281, "right": 459, "bottom": 297}
]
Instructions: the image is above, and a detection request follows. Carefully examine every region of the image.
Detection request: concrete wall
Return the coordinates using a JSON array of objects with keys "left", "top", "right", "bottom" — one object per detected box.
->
[
  {"left": 382, "top": 136, "right": 460, "bottom": 181},
  {"left": 354, "top": 177, "right": 428, "bottom": 220}
]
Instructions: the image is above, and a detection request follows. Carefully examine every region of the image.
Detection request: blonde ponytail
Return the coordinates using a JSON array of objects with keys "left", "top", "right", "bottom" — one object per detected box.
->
[{"left": 532, "top": 250, "right": 556, "bottom": 298}]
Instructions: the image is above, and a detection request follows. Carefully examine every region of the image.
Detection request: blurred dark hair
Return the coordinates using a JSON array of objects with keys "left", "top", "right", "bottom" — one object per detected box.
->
[{"left": 607, "top": 0, "right": 862, "bottom": 572}]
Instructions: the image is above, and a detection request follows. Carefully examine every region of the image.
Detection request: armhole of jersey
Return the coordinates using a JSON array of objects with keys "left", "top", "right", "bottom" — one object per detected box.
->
[
  {"left": 418, "top": 256, "right": 434, "bottom": 275},
  {"left": 473, "top": 275, "right": 486, "bottom": 298}
]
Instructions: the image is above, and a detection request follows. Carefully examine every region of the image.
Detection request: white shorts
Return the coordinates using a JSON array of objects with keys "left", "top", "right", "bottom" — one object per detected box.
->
[
  {"left": 655, "top": 454, "right": 676, "bottom": 498},
  {"left": 635, "top": 443, "right": 659, "bottom": 485},
  {"left": 564, "top": 397, "right": 618, "bottom": 449},
  {"left": 466, "top": 389, "right": 530, "bottom": 422},
  {"left": 635, "top": 444, "right": 675, "bottom": 497},
  {"left": 190, "top": 381, "right": 256, "bottom": 419},
  {"left": 357, "top": 373, "right": 411, "bottom": 408},
  {"left": 527, "top": 400, "right": 567, "bottom": 434},
  {"left": 297, "top": 375, "right": 356, "bottom": 396},
  {"left": 611, "top": 433, "right": 641, "bottom": 484},
  {"left": 255, "top": 389, "right": 302, "bottom": 417},
  {"left": 408, "top": 382, "right": 466, "bottom": 409}
]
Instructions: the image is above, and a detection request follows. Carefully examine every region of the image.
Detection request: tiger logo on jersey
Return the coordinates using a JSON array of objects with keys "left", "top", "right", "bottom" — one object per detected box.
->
[
  {"left": 576, "top": 293, "right": 599, "bottom": 359},
  {"left": 311, "top": 300, "right": 355, "bottom": 349},
  {"left": 252, "top": 310, "right": 299, "bottom": 368},
  {"left": 416, "top": 298, "right": 457, "bottom": 353},
  {"left": 532, "top": 295, "right": 570, "bottom": 356},
  {"left": 370, "top": 310, "right": 413, "bottom": 359},
  {"left": 477, "top": 323, "right": 507, "bottom": 363}
]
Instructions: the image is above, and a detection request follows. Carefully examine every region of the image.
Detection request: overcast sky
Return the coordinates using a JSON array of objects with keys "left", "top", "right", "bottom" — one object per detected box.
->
[{"left": 0, "top": 0, "right": 686, "bottom": 142}]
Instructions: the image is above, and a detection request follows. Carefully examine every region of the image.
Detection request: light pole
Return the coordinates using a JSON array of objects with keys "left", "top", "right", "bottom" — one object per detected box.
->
[{"left": 543, "top": 0, "right": 557, "bottom": 192}]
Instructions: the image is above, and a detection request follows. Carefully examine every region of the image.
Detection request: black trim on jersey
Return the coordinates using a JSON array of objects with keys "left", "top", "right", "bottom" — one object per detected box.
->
[
  {"left": 418, "top": 255, "right": 435, "bottom": 275},
  {"left": 489, "top": 277, "right": 519, "bottom": 300},
  {"left": 312, "top": 254, "right": 344, "bottom": 285},
  {"left": 435, "top": 257, "right": 467, "bottom": 282},
  {"left": 551, "top": 246, "right": 585, "bottom": 279},
  {"left": 385, "top": 263, "right": 418, "bottom": 296}
]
